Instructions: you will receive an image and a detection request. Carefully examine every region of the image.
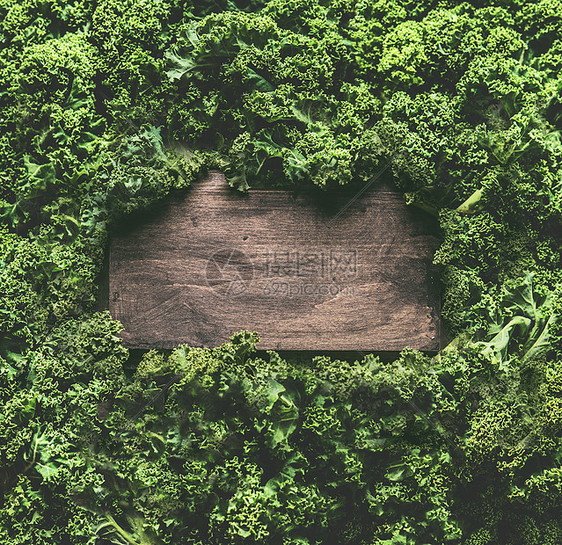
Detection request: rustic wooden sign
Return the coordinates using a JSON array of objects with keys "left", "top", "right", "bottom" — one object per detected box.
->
[{"left": 109, "top": 171, "right": 440, "bottom": 351}]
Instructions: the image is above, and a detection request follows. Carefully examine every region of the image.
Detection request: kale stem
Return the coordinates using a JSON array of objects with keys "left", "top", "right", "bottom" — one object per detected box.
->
[
  {"left": 456, "top": 188, "right": 483, "bottom": 214},
  {"left": 105, "top": 514, "right": 142, "bottom": 545}
]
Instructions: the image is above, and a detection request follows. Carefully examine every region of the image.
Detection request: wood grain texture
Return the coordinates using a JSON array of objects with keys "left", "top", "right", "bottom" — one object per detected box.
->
[{"left": 109, "top": 171, "right": 440, "bottom": 351}]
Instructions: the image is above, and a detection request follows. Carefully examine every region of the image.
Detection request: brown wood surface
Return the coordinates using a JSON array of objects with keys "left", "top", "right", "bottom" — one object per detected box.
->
[{"left": 109, "top": 171, "right": 440, "bottom": 351}]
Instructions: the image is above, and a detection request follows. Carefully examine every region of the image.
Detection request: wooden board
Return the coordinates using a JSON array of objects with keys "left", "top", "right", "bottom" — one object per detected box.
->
[{"left": 109, "top": 171, "right": 440, "bottom": 351}]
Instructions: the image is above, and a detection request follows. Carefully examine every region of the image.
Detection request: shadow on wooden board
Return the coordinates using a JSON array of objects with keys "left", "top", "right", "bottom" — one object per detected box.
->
[{"left": 99, "top": 170, "right": 441, "bottom": 355}]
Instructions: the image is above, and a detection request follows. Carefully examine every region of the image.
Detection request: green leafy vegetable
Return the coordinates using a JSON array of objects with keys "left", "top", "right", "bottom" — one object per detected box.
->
[{"left": 1, "top": 0, "right": 561, "bottom": 543}]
